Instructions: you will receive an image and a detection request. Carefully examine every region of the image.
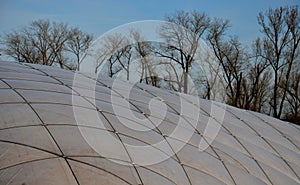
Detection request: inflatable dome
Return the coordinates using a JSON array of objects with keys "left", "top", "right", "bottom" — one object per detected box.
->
[{"left": 0, "top": 61, "right": 299, "bottom": 185}]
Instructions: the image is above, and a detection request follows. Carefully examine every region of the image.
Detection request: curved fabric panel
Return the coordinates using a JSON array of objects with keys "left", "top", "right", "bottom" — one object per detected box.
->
[{"left": 0, "top": 61, "right": 299, "bottom": 185}]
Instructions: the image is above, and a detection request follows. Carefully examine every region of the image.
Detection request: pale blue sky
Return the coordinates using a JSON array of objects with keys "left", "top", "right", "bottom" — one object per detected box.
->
[{"left": 0, "top": 0, "right": 298, "bottom": 44}]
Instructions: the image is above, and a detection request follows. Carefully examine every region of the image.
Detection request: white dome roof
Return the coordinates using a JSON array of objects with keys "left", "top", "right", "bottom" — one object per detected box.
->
[{"left": 0, "top": 61, "right": 299, "bottom": 185}]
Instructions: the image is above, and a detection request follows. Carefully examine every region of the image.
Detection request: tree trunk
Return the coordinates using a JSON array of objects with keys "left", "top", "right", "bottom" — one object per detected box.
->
[
  {"left": 273, "top": 70, "right": 278, "bottom": 118},
  {"left": 183, "top": 69, "right": 188, "bottom": 94}
]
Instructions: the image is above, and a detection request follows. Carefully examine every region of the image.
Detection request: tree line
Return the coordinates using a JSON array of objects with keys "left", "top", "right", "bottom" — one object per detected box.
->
[
  {"left": 0, "top": 6, "right": 299, "bottom": 124},
  {"left": 0, "top": 20, "right": 92, "bottom": 70}
]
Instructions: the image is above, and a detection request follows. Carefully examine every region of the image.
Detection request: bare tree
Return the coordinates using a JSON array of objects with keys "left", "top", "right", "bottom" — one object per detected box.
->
[
  {"left": 95, "top": 33, "right": 125, "bottom": 75},
  {"left": 239, "top": 38, "right": 271, "bottom": 112},
  {"left": 112, "top": 42, "right": 132, "bottom": 80},
  {"left": 25, "top": 20, "right": 67, "bottom": 67},
  {"left": 284, "top": 65, "right": 300, "bottom": 123},
  {"left": 258, "top": 6, "right": 300, "bottom": 118},
  {"left": 0, "top": 31, "right": 40, "bottom": 63},
  {"left": 48, "top": 21, "right": 70, "bottom": 69},
  {"left": 66, "top": 28, "right": 93, "bottom": 71},
  {"left": 156, "top": 10, "right": 210, "bottom": 93},
  {"left": 207, "top": 18, "right": 247, "bottom": 107},
  {"left": 130, "top": 30, "right": 158, "bottom": 86},
  {"left": 1, "top": 19, "right": 92, "bottom": 70}
]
